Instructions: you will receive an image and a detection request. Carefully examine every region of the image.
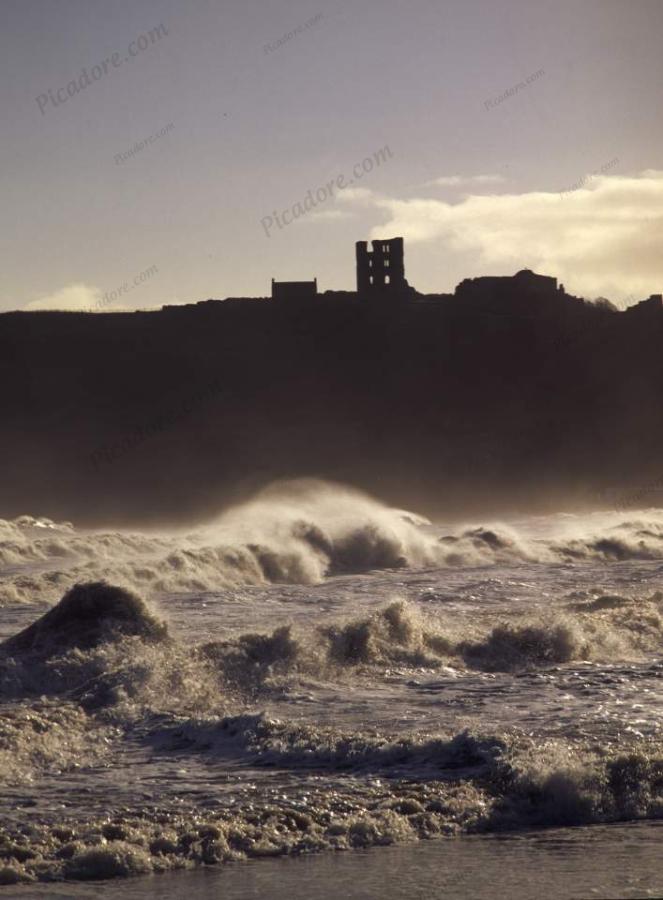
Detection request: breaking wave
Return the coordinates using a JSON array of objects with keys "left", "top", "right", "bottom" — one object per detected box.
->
[
  {"left": 201, "top": 591, "right": 663, "bottom": 690},
  {"left": 0, "top": 481, "right": 449, "bottom": 606},
  {"left": 4, "top": 580, "right": 663, "bottom": 715},
  {"left": 4, "top": 483, "right": 663, "bottom": 608},
  {"left": 1, "top": 581, "right": 167, "bottom": 655},
  {"left": 0, "top": 584, "right": 217, "bottom": 719}
]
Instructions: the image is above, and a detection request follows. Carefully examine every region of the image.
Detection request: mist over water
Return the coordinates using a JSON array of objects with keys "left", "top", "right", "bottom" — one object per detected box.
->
[{"left": 2, "top": 480, "right": 663, "bottom": 886}]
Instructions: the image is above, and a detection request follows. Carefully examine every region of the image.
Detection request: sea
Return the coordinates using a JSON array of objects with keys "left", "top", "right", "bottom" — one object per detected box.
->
[{"left": 1, "top": 479, "right": 663, "bottom": 898}]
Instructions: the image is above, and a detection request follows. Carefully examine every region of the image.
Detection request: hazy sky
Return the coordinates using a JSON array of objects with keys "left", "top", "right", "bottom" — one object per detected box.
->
[{"left": 1, "top": 0, "right": 662, "bottom": 312}]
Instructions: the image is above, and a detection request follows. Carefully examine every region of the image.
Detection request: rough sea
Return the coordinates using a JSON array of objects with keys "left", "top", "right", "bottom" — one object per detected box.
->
[{"left": 2, "top": 479, "right": 663, "bottom": 897}]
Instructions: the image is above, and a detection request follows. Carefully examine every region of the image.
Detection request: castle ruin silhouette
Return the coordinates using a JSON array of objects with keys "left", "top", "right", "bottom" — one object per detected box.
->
[
  {"left": 355, "top": 237, "right": 408, "bottom": 294},
  {"left": 269, "top": 236, "right": 662, "bottom": 315},
  {"left": 272, "top": 236, "right": 411, "bottom": 302}
]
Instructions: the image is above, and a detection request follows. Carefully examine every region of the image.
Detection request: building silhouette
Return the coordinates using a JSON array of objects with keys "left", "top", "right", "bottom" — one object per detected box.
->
[
  {"left": 266, "top": 242, "right": 658, "bottom": 321},
  {"left": 270, "top": 238, "right": 411, "bottom": 303},
  {"left": 625, "top": 293, "right": 663, "bottom": 317},
  {"left": 356, "top": 237, "right": 407, "bottom": 294},
  {"left": 271, "top": 277, "right": 317, "bottom": 303},
  {"left": 455, "top": 268, "right": 561, "bottom": 298}
]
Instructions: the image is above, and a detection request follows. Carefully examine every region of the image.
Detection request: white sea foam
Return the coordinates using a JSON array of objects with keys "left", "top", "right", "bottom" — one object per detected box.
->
[{"left": 2, "top": 488, "right": 663, "bottom": 883}]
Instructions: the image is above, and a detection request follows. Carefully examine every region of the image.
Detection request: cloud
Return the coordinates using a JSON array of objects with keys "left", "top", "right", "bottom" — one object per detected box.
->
[
  {"left": 21, "top": 282, "right": 183, "bottom": 314},
  {"left": 308, "top": 209, "right": 354, "bottom": 222},
  {"left": 24, "top": 283, "right": 103, "bottom": 312},
  {"left": 341, "top": 170, "right": 663, "bottom": 302},
  {"left": 337, "top": 186, "right": 374, "bottom": 204},
  {"left": 427, "top": 174, "right": 506, "bottom": 187}
]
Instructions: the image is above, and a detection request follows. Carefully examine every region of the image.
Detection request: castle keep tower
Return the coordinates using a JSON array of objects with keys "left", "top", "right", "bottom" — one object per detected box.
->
[{"left": 356, "top": 237, "right": 407, "bottom": 295}]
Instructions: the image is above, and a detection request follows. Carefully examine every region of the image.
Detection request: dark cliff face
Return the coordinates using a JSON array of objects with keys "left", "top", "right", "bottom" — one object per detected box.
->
[{"left": 1, "top": 289, "right": 662, "bottom": 526}]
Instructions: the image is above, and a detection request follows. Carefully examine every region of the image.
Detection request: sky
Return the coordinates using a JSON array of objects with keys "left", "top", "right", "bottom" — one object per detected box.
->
[{"left": 1, "top": 0, "right": 662, "bottom": 312}]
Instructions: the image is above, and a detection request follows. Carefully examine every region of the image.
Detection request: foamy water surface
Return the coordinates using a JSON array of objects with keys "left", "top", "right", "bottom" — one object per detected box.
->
[{"left": 1, "top": 481, "right": 663, "bottom": 895}]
